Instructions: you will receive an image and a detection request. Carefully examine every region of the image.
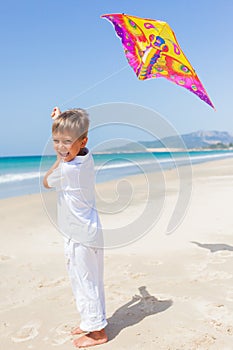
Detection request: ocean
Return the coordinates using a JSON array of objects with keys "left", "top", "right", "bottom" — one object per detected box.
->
[{"left": 0, "top": 150, "right": 233, "bottom": 199}]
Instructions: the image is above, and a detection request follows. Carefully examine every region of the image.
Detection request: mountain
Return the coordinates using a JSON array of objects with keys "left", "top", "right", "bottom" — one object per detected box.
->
[
  {"left": 182, "top": 130, "right": 233, "bottom": 148},
  {"left": 141, "top": 130, "right": 233, "bottom": 149},
  {"left": 95, "top": 130, "right": 233, "bottom": 153}
]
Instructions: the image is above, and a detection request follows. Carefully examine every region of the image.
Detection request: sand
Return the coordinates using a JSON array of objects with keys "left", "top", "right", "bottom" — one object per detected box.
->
[{"left": 0, "top": 158, "right": 233, "bottom": 349}]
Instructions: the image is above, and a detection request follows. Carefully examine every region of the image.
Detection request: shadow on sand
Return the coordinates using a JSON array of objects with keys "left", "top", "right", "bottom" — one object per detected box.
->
[
  {"left": 191, "top": 241, "right": 233, "bottom": 253},
  {"left": 106, "top": 286, "right": 173, "bottom": 341}
]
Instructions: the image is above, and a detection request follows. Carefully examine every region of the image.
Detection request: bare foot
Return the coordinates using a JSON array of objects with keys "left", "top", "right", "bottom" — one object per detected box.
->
[
  {"left": 71, "top": 326, "right": 86, "bottom": 335},
  {"left": 73, "top": 329, "right": 108, "bottom": 348}
]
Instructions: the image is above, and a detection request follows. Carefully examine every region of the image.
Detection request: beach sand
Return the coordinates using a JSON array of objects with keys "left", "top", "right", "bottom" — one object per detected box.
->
[{"left": 0, "top": 158, "right": 233, "bottom": 349}]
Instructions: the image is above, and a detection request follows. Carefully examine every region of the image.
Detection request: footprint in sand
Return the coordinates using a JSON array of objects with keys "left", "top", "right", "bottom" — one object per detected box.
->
[
  {"left": 216, "top": 251, "right": 233, "bottom": 258},
  {"left": 208, "top": 257, "right": 226, "bottom": 264},
  {"left": 54, "top": 322, "right": 76, "bottom": 335},
  {"left": 192, "top": 270, "right": 232, "bottom": 282},
  {"left": 0, "top": 254, "right": 12, "bottom": 262},
  {"left": 11, "top": 321, "right": 41, "bottom": 343},
  {"left": 51, "top": 335, "right": 71, "bottom": 346},
  {"left": 50, "top": 321, "right": 75, "bottom": 346},
  {"left": 226, "top": 290, "right": 233, "bottom": 302},
  {"left": 208, "top": 271, "right": 232, "bottom": 280},
  {"left": 144, "top": 260, "right": 163, "bottom": 266},
  {"left": 187, "top": 262, "right": 208, "bottom": 273},
  {"left": 37, "top": 277, "right": 66, "bottom": 288},
  {"left": 190, "top": 333, "right": 216, "bottom": 348},
  {"left": 130, "top": 272, "right": 147, "bottom": 279},
  {"left": 196, "top": 300, "right": 233, "bottom": 332}
]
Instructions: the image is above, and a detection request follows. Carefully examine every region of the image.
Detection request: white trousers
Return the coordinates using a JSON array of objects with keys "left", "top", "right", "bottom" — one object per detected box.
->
[{"left": 64, "top": 239, "right": 107, "bottom": 332}]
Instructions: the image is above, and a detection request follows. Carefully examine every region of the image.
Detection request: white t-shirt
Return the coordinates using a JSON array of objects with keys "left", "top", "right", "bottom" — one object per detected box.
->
[{"left": 47, "top": 149, "right": 103, "bottom": 247}]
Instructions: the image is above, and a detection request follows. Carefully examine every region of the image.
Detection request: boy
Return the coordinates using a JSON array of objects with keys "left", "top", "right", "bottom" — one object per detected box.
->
[{"left": 43, "top": 107, "right": 108, "bottom": 348}]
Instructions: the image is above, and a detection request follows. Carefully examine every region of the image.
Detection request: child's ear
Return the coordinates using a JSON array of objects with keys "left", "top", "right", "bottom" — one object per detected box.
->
[{"left": 81, "top": 137, "right": 88, "bottom": 148}]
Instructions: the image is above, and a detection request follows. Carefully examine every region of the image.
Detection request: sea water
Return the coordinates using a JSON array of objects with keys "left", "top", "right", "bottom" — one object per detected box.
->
[{"left": 0, "top": 150, "right": 233, "bottom": 199}]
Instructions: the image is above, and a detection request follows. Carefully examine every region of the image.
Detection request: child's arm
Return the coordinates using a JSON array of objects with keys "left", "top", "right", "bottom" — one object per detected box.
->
[
  {"left": 43, "top": 106, "right": 62, "bottom": 188},
  {"left": 43, "top": 158, "right": 61, "bottom": 188},
  {"left": 43, "top": 106, "right": 63, "bottom": 188}
]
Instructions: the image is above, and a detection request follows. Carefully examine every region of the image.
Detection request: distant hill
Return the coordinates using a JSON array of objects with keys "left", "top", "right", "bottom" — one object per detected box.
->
[
  {"left": 96, "top": 130, "right": 233, "bottom": 153},
  {"left": 141, "top": 130, "right": 233, "bottom": 149}
]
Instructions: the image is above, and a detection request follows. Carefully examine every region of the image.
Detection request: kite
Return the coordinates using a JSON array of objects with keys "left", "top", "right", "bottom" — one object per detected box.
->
[{"left": 101, "top": 13, "right": 215, "bottom": 109}]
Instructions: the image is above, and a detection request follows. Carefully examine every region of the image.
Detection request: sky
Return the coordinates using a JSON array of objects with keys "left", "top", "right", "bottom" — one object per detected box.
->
[{"left": 0, "top": 0, "right": 233, "bottom": 156}]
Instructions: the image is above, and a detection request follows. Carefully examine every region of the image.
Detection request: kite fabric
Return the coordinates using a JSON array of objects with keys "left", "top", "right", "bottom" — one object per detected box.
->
[{"left": 101, "top": 13, "right": 215, "bottom": 109}]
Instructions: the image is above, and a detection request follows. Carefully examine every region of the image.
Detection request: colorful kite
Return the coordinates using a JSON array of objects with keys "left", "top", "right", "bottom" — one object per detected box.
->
[{"left": 101, "top": 13, "right": 215, "bottom": 109}]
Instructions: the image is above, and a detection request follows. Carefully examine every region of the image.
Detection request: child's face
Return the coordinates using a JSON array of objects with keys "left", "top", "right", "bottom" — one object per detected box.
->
[{"left": 52, "top": 130, "right": 87, "bottom": 162}]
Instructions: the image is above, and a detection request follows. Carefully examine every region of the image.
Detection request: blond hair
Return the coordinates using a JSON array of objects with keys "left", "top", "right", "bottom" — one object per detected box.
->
[{"left": 52, "top": 108, "right": 89, "bottom": 140}]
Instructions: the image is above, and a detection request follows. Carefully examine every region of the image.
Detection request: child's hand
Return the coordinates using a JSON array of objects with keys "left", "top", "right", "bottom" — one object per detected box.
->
[{"left": 51, "top": 106, "right": 61, "bottom": 119}]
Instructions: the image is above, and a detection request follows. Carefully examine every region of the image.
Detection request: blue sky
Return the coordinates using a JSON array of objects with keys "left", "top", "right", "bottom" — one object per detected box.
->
[{"left": 1, "top": 0, "right": 232, "bottom": 156}]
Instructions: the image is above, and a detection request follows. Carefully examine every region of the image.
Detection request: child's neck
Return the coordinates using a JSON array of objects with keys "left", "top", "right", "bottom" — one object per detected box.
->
[{"left": 78, "top": 147, "right": 88, "bottom": 156}]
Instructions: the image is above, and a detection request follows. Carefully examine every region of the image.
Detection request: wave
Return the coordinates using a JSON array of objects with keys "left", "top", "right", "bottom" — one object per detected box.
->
[
  {"left": 0, "top": 172, "right": 44, "bottom": 184},
  {"left": 0, "top": 151, "right": 232, "bottom": 185},
  {"left": 95, "top": 151, "right": 233, "bottom": 170},
  {"left": 158, "top": 151, "right": 233, "bottom": 163}
]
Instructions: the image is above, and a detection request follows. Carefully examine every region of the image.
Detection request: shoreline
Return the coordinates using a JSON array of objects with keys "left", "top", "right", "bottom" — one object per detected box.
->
[
  {"left": 1, "top": 147, "right": 233, "bottom": 158},
  {"left": 0, "top": 150, "right": 233, "bottom": 201},
  {"left": 1, "top": 155, "right": 230, "bottom": 199}
]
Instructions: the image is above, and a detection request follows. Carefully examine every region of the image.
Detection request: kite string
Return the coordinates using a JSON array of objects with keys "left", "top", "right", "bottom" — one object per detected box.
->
[{"left": 59, "top": 65, "right": 128, "bottom": 108}]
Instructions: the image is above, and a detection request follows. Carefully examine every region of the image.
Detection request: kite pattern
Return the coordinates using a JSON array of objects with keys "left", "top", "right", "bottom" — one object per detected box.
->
[{"left": 102, "top": 13, "right": 215, "bottom": 109}]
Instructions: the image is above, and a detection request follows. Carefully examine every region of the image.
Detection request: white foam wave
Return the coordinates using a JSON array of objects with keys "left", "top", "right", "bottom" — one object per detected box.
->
[
  {"left": 94, "top": 152, "right": 233, "bottom": 172},
  {"left": 0, "top": 172, "right": 44, "bottom": 184},
  {"left": 176, "top": 152, "right": 233, "bottom": 163},
  {"left": 0, "top": 152, "right": 232, "bottom": 184}
]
